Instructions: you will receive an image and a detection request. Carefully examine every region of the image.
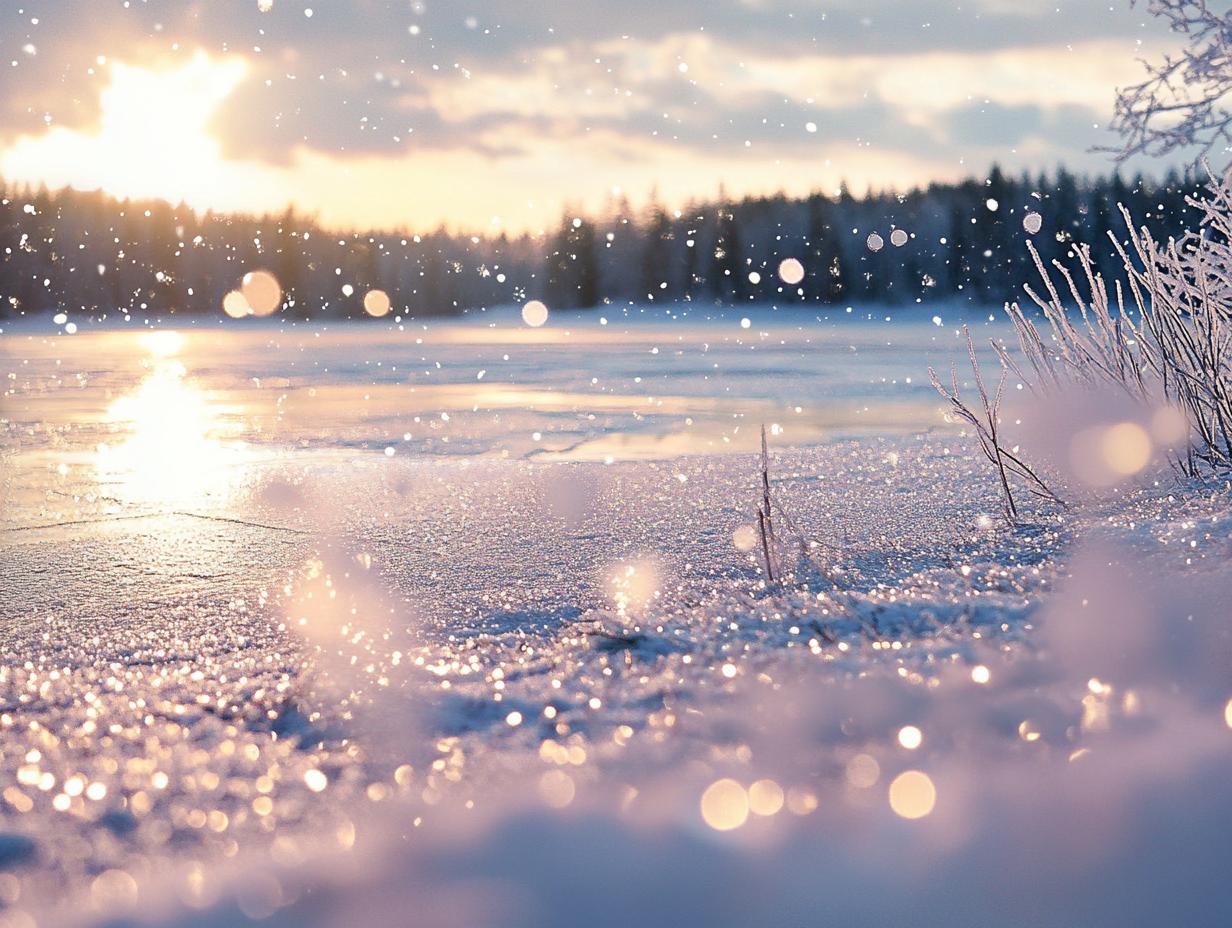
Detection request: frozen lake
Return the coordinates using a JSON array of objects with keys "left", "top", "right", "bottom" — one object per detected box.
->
[
  {"left": 1, "top": 304, "right": 1000, "bottom": 526},
  {"left": 2, "top": 305, "right": 1231, "bottom": 928}
]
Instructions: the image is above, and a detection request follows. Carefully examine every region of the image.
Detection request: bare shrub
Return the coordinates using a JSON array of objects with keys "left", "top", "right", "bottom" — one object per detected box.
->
[{"left": 1005, "top": 167, "right": 1232, "bottom": 475}]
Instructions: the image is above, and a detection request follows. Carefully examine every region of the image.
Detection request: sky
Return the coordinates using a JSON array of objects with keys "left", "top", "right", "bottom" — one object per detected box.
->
[{"left": 0, "top": 0, "right": 1186, "bottom": 233}]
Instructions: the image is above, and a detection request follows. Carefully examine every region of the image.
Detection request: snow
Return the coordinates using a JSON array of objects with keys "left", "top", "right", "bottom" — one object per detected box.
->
[{"left": 2, "top": 313, "right": 1231, "bottom": 926}]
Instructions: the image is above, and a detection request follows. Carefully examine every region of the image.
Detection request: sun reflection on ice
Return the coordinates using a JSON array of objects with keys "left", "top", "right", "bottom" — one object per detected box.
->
[{"left": 95, "top": 334, "right": 241, "bottom": 507}]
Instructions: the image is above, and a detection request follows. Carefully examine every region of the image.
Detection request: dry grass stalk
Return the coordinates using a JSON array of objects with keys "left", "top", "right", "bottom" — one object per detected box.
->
[
  {"left": 929, "top": 326, "right": 1064, "bottom": 523},
  {"left": 1004, "top": 165, "right": 1232, "bottom": 476}
]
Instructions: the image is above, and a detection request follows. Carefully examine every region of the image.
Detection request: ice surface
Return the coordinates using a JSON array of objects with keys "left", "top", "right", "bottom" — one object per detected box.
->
[{"left": 2, "top": 310, "right": 1230, "bottom": 926}]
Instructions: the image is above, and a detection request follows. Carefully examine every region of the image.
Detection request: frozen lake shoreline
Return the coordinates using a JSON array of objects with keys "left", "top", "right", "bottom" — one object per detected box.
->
[
  {"left": 3, "top": 315, "right": 1232, "bottom": 926},
  {"left": 1, "top": 306, "right": 1006, "bottom": 522}
]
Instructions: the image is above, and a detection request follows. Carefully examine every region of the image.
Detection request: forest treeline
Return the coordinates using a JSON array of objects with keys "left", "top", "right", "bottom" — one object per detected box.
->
[{"left": 0, "top": 165, "right": 1203, "bottom": 320}]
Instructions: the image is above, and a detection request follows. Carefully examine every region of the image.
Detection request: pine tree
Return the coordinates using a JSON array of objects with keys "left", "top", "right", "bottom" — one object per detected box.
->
[
  {"left": 640, "top": 207, "right": 673, "bottom": 302},
  {"left": 711, "top": 204, "right": 742, "bottom": 303},
  {"left": 806, "top": 193, "right": 845, "bottom": 303}
]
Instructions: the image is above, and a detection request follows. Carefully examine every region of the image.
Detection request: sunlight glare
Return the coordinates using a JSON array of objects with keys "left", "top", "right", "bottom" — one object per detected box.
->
[
  {"left": 1, "top": 52, "right": 251, "bottom": 210},
  {"left": 95, "top": 339, "right": 239, "bottom": 506},
  {"left": 138, "top": 330, "right": 185, "bottom": 358}
]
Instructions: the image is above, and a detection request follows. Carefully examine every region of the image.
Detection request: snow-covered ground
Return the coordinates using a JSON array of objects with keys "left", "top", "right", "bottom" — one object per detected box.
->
[{"left": 2, "top": 309, "right": 1230, "bottom": 927}]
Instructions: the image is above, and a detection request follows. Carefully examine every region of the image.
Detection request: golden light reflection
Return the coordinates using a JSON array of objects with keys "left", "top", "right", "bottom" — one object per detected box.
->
[
  {"left": 888, "top": 770, "right": 936, "bottom": 820},
  {"left": 95, "top": 334, "right": 239, "bottom": 506},
  {"left": 700, "top": 778, "right": 749, "bottom": 831},
  {"left": 139, "top": 330, "right": 185, "bottom": 357},
  {"left": 242, "top": 270, "right": 283, "bottom": 317},
  {"left": 363, "top": 289, "right": 392, "bottom": 318},
  {"left": 522, "top": 300, "right": 550, "bottom": 328},
  {"left": 1070, "top": 420, "right": 1154, "bottom": 486},
  {"left": 897, "top": 725, "right": 923, "bottom": 750},
  {"left": 845, "top": 753, "right": 880, "bottom": 789},
  {"left": 747, "top": 779, "right": 784, "bottom": 816}
]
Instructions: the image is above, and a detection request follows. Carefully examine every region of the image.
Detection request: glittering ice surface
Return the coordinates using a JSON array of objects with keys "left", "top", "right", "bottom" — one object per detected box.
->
[{"left": 2, "top": 310, "right": 1231, "bottom": 927}]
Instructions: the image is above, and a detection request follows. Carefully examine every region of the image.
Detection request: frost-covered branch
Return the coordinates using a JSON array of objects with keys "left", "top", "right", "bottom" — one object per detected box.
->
[
  {"left": 1006, "top": 164, "right": 1232, "bottom": 475},
  {"left": 1104, "top": 1, "right": 1232, "bottom": 162},
  {"left": 929, "top": 328, "right": 1064, "bottom": 523}
]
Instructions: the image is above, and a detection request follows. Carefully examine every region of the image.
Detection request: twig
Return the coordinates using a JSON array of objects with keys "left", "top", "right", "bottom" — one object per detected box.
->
[
  {"left": 1004, "top": 165, "right": 1232, "bottom": 478},
  {"left": 757, "top": 505, "right": 775, "bottom": 584},
  {"left": 929, "top": 326, "right": 1064, "bottom": 522},
  {"left": 760, "top": 424, "right": 775, "bottom": 541}
]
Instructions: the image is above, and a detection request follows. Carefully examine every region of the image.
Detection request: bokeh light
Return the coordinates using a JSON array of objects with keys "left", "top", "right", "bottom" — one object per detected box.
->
[
  {"left": 785, "top": 787, "right": 818, "bottom": 815},
  {"left": 522, "top": 300, "right": 550, "bottom": 327},
  {"left": 304, "top": 769, "right": 328, "bottom": 793},
  {"left": 846, "top": 753, "right": 880, "bottom": 788},
  {"left": 748, "top": 779, "right": 784, "bottom": 816},
  {"left": 241, "top": 270, "right": 282, "bottom": 317},
  {"left": 222, "top": 290, "right": 251, "bottom": 318},
  {"left": 1150, "top": 406, "right": 1188, "bottom": 445},
  {"left": 700, "top": 778, "right": 749, "bottom": 831},
  {"left": 1071, "top": 419, "right": 1156, "bottom": 485},
  {"left": 897, "top": 725, "right": 923, "bottom": 750},
  {"left": 777, "top": 257, "right": 805, "bottom": 285},
  {"left": 732, "top": 524, "right": 758, "bottom": 552},
  {"left": 1102, "top": 422, "right": 1152, "bottom": 475},
  {"left": 539, "top": 770, "right": 576, "bottom": 809},
  {"left": 364, "top": 289, "right": 392, "bottom": 317},
  {"left": 888, "top": 770, "right": 936, "bottom": 819},
  {"left": 607, "top": 560, "right": 661, "bottom": 619}
]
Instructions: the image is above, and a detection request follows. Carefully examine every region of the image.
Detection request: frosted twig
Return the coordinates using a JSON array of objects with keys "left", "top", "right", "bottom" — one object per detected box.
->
[
  {"left": 929, "top": 326, "right": 1064, "bottom": 522},
  {"left": 1006, "top": 164, "right": 1232, "bottom": 476}
]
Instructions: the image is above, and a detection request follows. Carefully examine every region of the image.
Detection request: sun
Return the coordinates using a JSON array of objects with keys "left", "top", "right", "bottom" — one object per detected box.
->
[{"left": 0, "top": 51, "right": 261, "bottom": 211}]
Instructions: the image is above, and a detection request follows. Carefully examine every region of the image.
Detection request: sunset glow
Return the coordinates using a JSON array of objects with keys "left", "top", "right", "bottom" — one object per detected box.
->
[
  {"left": 0, "top": 6, "right": 1182, "bottom": 233},
  {"left": 2, "top": 53, "right": 257, "bottom": 211}
]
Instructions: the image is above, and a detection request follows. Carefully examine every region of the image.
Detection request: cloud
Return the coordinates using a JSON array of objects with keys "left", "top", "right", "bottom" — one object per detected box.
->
[{"left": 0, "top": 0, "right": 1189, "bottom": 229}]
